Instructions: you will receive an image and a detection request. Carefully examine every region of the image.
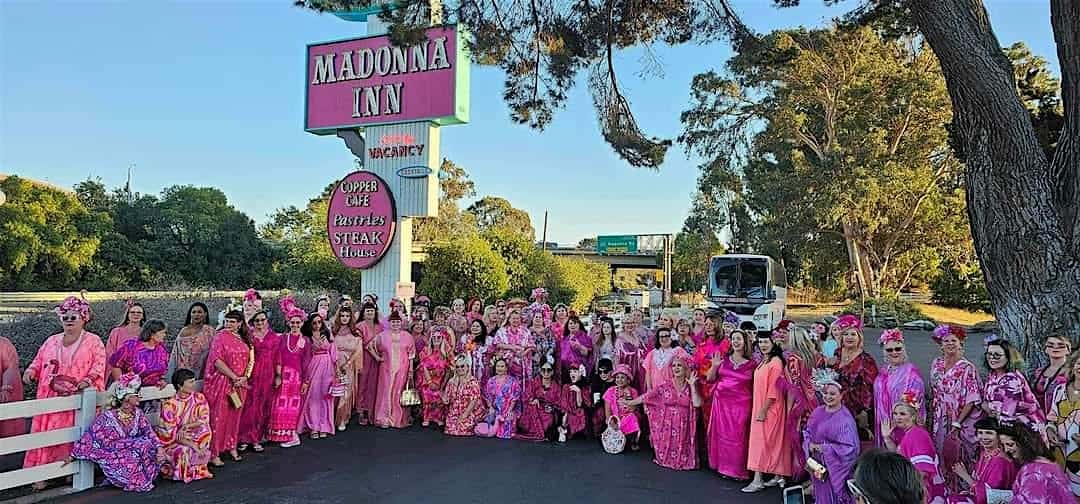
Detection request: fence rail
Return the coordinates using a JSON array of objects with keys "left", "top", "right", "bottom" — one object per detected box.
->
[{"left": 0, "top": 384, "right": 175, "bottom": 501}]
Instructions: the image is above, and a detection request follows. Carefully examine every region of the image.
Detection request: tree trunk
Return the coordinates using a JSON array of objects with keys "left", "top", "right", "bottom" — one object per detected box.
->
[{"left": 907, "top": 0, "right": 1080, "bottom": 369}]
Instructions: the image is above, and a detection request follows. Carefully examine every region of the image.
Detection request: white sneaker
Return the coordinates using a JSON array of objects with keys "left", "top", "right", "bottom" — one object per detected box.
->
[
  {"left": 337, "top": 424, "right": 346, "bottom": 431},
  {"left": 280, "top": 436, "right": 301, "bottom": 448},
  {"left": 557, "top": 428, "right": 567, "bottom": 443}
]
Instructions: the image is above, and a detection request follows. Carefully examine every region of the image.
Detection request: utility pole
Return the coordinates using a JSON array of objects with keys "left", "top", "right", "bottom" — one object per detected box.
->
[{"left": 541, "top": 211, "right": 549, "bottom": 251}]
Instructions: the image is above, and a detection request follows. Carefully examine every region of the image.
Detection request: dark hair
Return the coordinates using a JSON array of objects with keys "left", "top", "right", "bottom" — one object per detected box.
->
[
  {"left": 301, "top": 313, "right": 331, "bottom": 341},
  {"left": 491, "top": 356, "right": 509, "bottom": 374},
  {"left": 120, "top": 302, "right": 146, "bottom": 327},
  {"left": 705, "top": 314, "right": 723, "bottom": 341},
  {"left": 727, "top": 329, "right": 754, "bottom": 360},
  {"left": 564, "top": 315, "right": 584, "bottom": 336},
  {"left": 467, "top": 298, "right": 483, "bottom": 313},
  {"left": 359, "top": 302, "right": 380, "bottom": 325},
  {"left": 998, "top": 422, "right": 1052, "bottom": 464},
  {"left": 470, "top": 319, "right": 488, "bottom": 345},
  {"left": 974, "top": 416, "right": 1000, "bottom": 432},
  {"left": 597, "top": 358, "right": 613, "bottom": 372},
  {"left": 756, "top": 332, "right": 783, "bottom": 361},
  {"left": 171, "top": 368, "right": 196, "bottom": 390},
  {"left": 853, "top": 449, "right": 925, "bottom": 504},
  {"left": 138, "top": 319, "right": 167, "bottom": 342},
  {"left": 184, "top": 302, "right": 210, "bottom": 326},
  {"left": 248, "top": 309, "right": 269, "bottom": 326},
  {"left": 984, "top": 339, "right": 1021, "bottom": 373},
  {"left": 599, "top": 317, "right": 616, "bottom": 343},
  {"left": 654, "top": 327, "right": 676, "bottom": 349},
  {"left": 224, "top": 310, "right": 251, "bottom": 344}
]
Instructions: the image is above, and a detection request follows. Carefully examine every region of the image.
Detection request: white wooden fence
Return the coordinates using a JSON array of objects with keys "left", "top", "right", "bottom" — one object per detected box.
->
[{"left": 0, "top": 385, "right": 175, "bottom": 500}]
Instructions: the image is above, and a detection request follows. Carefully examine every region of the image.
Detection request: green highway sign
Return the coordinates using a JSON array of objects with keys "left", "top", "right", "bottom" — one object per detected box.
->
[{"left": 597, "top": 235, "right": 638, "bottom": 254}]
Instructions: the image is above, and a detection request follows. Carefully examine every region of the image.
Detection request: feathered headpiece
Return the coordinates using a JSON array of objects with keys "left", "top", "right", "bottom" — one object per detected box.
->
[
  {"left": 723, "top": 311, "right": 740, "bottom": 326},
  {"left": 931, "top": 324, "right": 966, "bottom": 343},
  {"left": 671, "top": 347, "right": 692, "bottom": 367},
  {"left": 811, "top": 368, "right": 842, "bottom": 391},
  {"left": 835, "top": 314, "right": 863, "bottom": 331},
  {"left": 879, "top": 328, "right": 905, "bottom": 345},
  {"left": 243, "top": 288, "right": 260, "bottom": 303},
  {"left": 279, "top": 296, "right": 307, "bottom": 321},
  {"left": 530, "top": 287, "right": 548, "bottom": 300},
  {"left": 114, "top": 372, "right": 142, "bottom": 401},
  {"left": 54, "top": 292, "right": 92, "bottom": 321},
  {"left": 898, "top": 390, "right": 921, "bottom": 411}
]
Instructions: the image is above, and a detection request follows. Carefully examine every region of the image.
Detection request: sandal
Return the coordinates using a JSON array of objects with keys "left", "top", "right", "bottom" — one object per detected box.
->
[
  {"left": 237, "top": 444, "right": 249, "bottom": 452},
  {"left": 252, "top": 444, "right": 265, "bottom": 453},
  {"left": 228, "top": 451, "right": 243, "bottom": 462},
  {"left": 210, "top": 458, "right": 225, "bottom": 467}
]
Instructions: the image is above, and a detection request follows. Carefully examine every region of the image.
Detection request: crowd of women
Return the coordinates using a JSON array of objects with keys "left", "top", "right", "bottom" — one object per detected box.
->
[{"left": 1, "top": 287, "right": 1077, "bottom": 503}]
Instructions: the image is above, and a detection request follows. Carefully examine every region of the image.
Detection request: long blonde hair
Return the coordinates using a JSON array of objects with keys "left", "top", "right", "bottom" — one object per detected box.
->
[{"left": 789, "top": 326, "right": 820, "bottom": 368}]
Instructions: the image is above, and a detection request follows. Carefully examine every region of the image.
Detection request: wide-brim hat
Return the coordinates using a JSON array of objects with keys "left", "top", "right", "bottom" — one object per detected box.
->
[{"left": 612, "top": 364, "right": 633, "bottom": 380}]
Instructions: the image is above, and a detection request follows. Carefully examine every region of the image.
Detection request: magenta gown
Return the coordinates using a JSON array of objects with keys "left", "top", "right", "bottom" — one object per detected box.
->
[
  {"left": 561, "top": 381, "right": 592, "bottom": 437},
  {"left": 107, "top": 339, "right": 169, "bottom": 386},
  {"left": 355, "top": 322, "right": 380, "bottom": 420},
  {"left": 615, "top": 335, "right": 648, "bottom": 391},
  {"left": 373, "top": 330, "right": 416, "bottom": 428},
  {"left": 894, "top": 425, "right": 948, "bottom": 504},
  {"left": 1010, "top": 460, "right": 1073, "bottom": 504},
  {"left": 238, "top": 330, "right": 280, "bottom": 445},
  {"left": 947, "top": 450, "right": 1017, "bottom": 504},
  {"left": 874, "top": 361, "right": 925, "bottom": 447},
  {"left": 516, "top": 378, "right": 563, "bottom": 441},
  {"left": 268, "top": 333, "right": 306, "bottom": 443},
  {"left": 982, "top": 370, "right": 1046, "bottom": 431},
  {"left": 71, "top": 408, "right": 160, "bottom": 492},
  {"left": 642, "top": 381, "right": 698, "bottom": 470},
  {"left": 707, "top": 356, "right": 755, "bottom": 479},
  {"left": 558, "top": 330, "right": 593, "bottom": 377},
  {"left": 203, "top": 330, "right": 252, "bottom": 456},
  {"left": 298, "top": 336, "right": 339, "bottom": 435},
  {"left": 803, "top": 406, "right": 859, "bottom": 504}
]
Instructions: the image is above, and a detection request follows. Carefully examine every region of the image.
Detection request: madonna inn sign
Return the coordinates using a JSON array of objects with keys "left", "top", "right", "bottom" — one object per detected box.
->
[{"left": 307, "top": 6, "right": 469, "bottom": 308}]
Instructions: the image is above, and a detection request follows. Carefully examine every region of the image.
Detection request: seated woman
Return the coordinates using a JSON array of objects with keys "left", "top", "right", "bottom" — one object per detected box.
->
[
  {"left": 802, "top": 368, "right": 860, "bottom": 504},
  {"left": 560, "top": 364, "right": 591, "bottom": 442},
  {"left": 477, "top": 357, "right": 522, "bottom": 439},
  {"left": 948, "top": 417, "right": 1017, "bottom": 504},
  {"left": 516, "top": 357, "right": 564, "bottom": 441},
  {"left": 603, "top": 364, "right": 642, "bottom": 451},
  {"left": 999, "top": 421, "right": 1073, "bottom": 504},
  {"left": 156, "top": 368, "right": 213, "bottom": 483},
  {"left": 882, "top": 392, "right": 948, "bottom": 503},
  {"left": 443, "top": 355, "right": 484, "bottom": 436},
  {"left": 68, "top": 373, "right": 160, "bottom": 492}
]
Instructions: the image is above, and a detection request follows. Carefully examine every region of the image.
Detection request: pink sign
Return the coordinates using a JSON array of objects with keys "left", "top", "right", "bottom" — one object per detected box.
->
[
  {"left": 326, "top": 171, "right": 397, "bottom": 269},
  {"left": 306, "top": 25, "right": 469, "bottom": 132}
]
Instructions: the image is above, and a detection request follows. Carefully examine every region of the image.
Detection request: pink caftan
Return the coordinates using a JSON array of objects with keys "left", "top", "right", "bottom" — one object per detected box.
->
[
  {"left": 23, "top": 331, "right": 107, "bottom": 468},
  {"left": 1010, "top": 460, "right": 1073, "bottom": 504},
  {"left": 707, "top": 356, "right": 755, "bottom": 479},
  {"left": 355, "top": 322, "right": 380, "bottom": 421},
  {"left": 237, "top": 329, "right": 280, "bottom": 445},
  {"left": 372, "top": 329, "right": 416, "bottom": 428},
  {"left": 202, "top": 330, "right": 252, "bottom": 456},
  {"left": 615, "top": 335, "right": 648, "bottom": 391},
  {"left": 930, "top": 357, "right": 984, "bottom": 493},
  {"left": 982, "top": 370, "right": 1045, "bottom": 431},
  {"left": 747, "top": 357, "right": 791, "bottom": 477},
  {"left": 947, "top": 449, "right": 1016, "bottom": 504},
  {"left": 561, "top": 381, "right": 592, "bottom": 438},
  {"left": 780, "top": 352, "right": 819, "bottom": 478},
  {"left": 444, "top": 377, "right": 484, "bottom": 436},
  {"left": 603, "top": 385, "right": 641, "bottom": 434},
  {"left": 642, "top": 381, "right": 698, "bottom": 470},
  {"left": 268, "top": 333, "right": 306, "bottom": 443},
  {"left": 0, "top": 336, "right": 26, "bottom": 438},
  {"left": 492, "top": 325, "right": 533, "bottom": 383},
  {"left": 417, "top": 342, "right": 450, "bottom": 425},
  {"left": 105, "top": 325, "right": 141, "bottom": 363},
  {"left": 298, "top": 336, "right": 339, "bottom": 435},
  {"left": 516, "top": 378, "right": 563, "bottom": 441},
  {"left": 642, "top": 347, "right": 676, "bottom": 392},
  {"left": 156, "top": 391, "right": 213, "bottom": 483},
  {"left": 874, "top": 361, "right": 925, "bottom": 447}
]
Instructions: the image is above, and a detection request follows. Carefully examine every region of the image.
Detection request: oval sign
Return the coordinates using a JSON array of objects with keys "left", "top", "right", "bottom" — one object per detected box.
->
[
  {"left": 326, "top": 171, "right": 397, "bottom": 269},
  {"left": 396, "top": 165, "right": 433, "bottom": 179}
]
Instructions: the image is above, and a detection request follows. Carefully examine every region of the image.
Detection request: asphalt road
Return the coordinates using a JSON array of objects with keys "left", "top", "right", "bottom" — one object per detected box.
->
[{"left": 49, "top": 328, "right": 985, "bottom": 504}]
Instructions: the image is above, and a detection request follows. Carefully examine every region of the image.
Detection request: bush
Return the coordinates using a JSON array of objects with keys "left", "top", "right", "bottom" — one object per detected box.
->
[
  {"left": 419, "top": 236, "right": 510, "bottom": 304},
  {"left": 840, "top": 296, "right": 926, "bottom": 326},
  {"left": 931, "top": 259, "right": 991, "bottom": 312},
  {"left": 546, "top": 256, "right": 610, "bottom": 313}
]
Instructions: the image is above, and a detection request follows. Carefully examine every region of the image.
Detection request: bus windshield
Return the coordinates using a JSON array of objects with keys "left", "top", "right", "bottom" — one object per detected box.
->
[{"left": 710, "top": 257, "right": 769, "bottom": 299}]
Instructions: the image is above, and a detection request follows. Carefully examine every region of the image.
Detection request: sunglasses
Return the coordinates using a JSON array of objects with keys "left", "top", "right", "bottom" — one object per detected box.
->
[
  {"left": 598, "top": 369, "right": 612, "bottom": 374},
  {"left": 60, "top": 315, "right": 79, "bottom": 322},
  {"left": 540, "top": 368, "right": 553, "bottom": 372},
  {"left": 846, "top": 480, "right": 870, "bottom": 502},
  {"left": 884, "top": 347, "right": 904, "bottom": 353}
]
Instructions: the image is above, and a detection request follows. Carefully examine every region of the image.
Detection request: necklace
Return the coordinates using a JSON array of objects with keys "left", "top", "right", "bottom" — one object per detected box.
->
[{"left": 286, "top": 333, "right": 302, "bottom": 353}]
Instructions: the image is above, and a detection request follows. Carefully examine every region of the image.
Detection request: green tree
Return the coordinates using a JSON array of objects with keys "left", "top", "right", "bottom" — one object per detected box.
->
[
  {"left": 419, "top": 235, "right": 510, "bottom": 303},
  {"left": 466, "top": 196, "right": 535, "bottom": 240},
  {"left": 413, "top": 159, "right": 479, "bottom": 242},
  {"left": 546, "top": 256, "right": 610, "bottom": 312},
  {"left": 671, "top": 231, "right": 724, "bottom": 294},
  {"left": 483, "top": 227, "right": 542, "bottom": 298},
  {"left": 0, "top": 176, "right": 105, "bottom": 290},
  {"left": 681, "top": 27, "right": 967, "bottom": 298}
]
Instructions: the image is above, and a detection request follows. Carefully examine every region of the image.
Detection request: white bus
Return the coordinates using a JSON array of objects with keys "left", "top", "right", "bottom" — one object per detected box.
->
[{"left": 705, "top": 254, "right": 788, "bottom": 334}]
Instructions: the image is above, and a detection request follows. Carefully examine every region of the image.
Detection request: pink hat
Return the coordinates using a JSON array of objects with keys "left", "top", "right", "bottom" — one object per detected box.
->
[
  {"left": 879, "top": 328, "right": 905, "bottom": 345},
  {"left": 278, "top": 296, "right": 307, "bottom": 321},
  {"left": 55, "top": 293, "right": 92, "bottom": 321},
  {"left": 612, "top": 364, "right": 633, "bottom": 380},
  {"left": 835, "top": 314, "right": 862, "bottom": 331}
]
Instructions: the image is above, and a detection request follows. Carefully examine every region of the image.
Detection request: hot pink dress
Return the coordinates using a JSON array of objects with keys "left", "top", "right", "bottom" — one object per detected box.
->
[
  {"left": 894, "top": 425, "right": 948, "bottom": 504},
  {"left": 603, "top": 385, "right": 641, "bottom": 434},
  {"left": 203, "top": 330, "right": 252, "bottom": 456},
  {"left": 1010, "top": 460, "right": 1073, "bottom": 504},
  {"left": 417, "top": 341, "right": 450, "bottom": 425},
  {"left": 23, "top": 331, "right": 106, "bottom": 468},
  {"left": 0, "top": 336, "right": 26, "bottom": 438},
  {"left": 692, "top": 338, "right": 730, "bottom": 426},
  {"left": 642, "top": 381, "right": 698, "bottom": 470},
  {"left": 707, "top": 356, "right": 755, "bottom": 479},
  {"left": 947, "top": 449, "right": 1016, "bottom": 504},
  {"left": 874, "top": 361, "right": 925, "bottom": 447},
  {"left": 298, "top": 335, "right": 339, "bottom": 435},
  {"left": 373, "top": 329, "right": 416, "bottom": 428},
  {"left": 268, "top": 333, "right": 306, "bottom": 442},
  {"left": 237, "top": 329, "right": 280, "bottom": 445},
  {"left": 355, "top": 322, "right": 380, "bottom": 419},
  {"left": 561, "top": 381, "right": 592, "bottom": 437}
]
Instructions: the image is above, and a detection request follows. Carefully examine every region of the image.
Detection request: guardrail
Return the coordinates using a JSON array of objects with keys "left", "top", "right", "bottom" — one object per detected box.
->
[{"left": 0, "top": 385, "right": 175, "bottom": 500}]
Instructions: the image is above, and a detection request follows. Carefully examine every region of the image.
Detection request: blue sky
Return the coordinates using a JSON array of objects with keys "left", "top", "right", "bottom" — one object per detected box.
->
[{"left": 0, "top": 0, "right": 1059, "bottom": 245}]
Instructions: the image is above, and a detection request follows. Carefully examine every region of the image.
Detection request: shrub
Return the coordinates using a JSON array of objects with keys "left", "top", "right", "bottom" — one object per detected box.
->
[
  {"left": 931, "top": 259, "right": 991, "bottom": 312},
  {"left": 419, "top": 236, "right": 510, "bottom": 304},
  {"left": 839, "top": 296, "right": 926, "bottom": 326}
]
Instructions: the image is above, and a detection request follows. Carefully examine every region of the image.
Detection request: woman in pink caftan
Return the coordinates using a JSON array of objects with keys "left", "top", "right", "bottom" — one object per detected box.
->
[
  {"left": 332, "top": 306, "right": 362, "bottom": 431},
  {"left": 478, "top": 358, "right": 522, "bottom": 439},
  {"left": 443, "top": 355, "right": 484, "bottom": 436},
  {"left": 22, "top": 295, "right": 107, "bottom": 489},
  {"left": 743, "top": 333, "right": 790, "bottom": 493},
  {"left": 516, "top": 359, "right": 563, "bottom": 441},
  {"left": 692, "top": 315, "right": 729, "bottom": 427},
  {"left": 883, "top": 398, "right": 948, "bottom": 504},
  {"left": 642, "top": 327, "right": 678, "bottom": 392},
  {"left": 930, "top": 324, "right": 984, "bottom": 494},
  {"left": 0, "top": 336, "right": 25, "bottom": 438},
  {"left": 269, "top": 298, "right": 308, "bottom": 447},
  {"left": 560, "top": 364, "right": 591, "bottom": 440},
  {"left": 298, "top": 313, "right": 338, "bottom": 437},
  {"left": 706, "top": 329, "right": 755, "bottom": 479},
  {"left": 624, "top": 351, "right": 701, "bottom": 470},
  {"left": 156, "top": 368, "right": 213, "bottom": 483},
  {"left": 417, "top": 324, "right": 452, "bottom": 427},
  {"left": 104, "top": 301, "right": 145, "bottom": 365},
  {"left": 355, "top": 302, "right": 381, "bottom": 425},
  {"left": 558, "top": 316, "right": 593, "bottom": 382},
  {"left": 492, "top": 309, "right": 534, "bottom": 385},
  {"left": 1000, "top": 422, "right": 1074, "bottom": 504},
  {"left": 237, "top": 311, "right": 279, "bottom": 452},
  {"left": 981, "top": 339, "right": 1045, "bottom": 431},
  {"left": 776, "top": 324, "right": 820, "bottom": 480},
  {"left": 202, "top": 311, "right": 253, "bottom": 467},
  {"left": 874, "top": 329, "right": 925, "bottom": 447},
  {"left": 948, "top": 417, "right": 1017, "bottom": 504},
  {"left": 603, "top": 364, "right": 642, "bottom": 450},
  {"left": 371, "top": 312, "right": 416, "bottom": 429},
  {"left": 168, "top": 302, "right": 215, "bottom": 382},
  {"left": 615, "top": 321, "right": 648, "bottom": 392}
]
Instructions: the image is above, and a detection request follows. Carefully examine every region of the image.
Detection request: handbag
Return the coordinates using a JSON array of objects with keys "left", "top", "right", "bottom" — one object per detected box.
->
[
  {"left": 400, "top": 372, "right": 421, "bottom": 407},
  {"left": 601, "top": 425, "right": 626, "bottom": 454},
  {"left": 49, "top": 374, "right": 80, "bottom": 396},
  {"left": 227, "top": 389, "right": 243, "bottom": 409},
  {"left": 329, "top": 376, "right": 347, "bottom": 398}
]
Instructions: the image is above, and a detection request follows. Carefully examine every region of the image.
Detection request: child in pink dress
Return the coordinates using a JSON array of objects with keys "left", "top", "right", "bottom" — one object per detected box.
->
[{"left": 603, "top": 364, "right": 642, "bottom": 451}]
